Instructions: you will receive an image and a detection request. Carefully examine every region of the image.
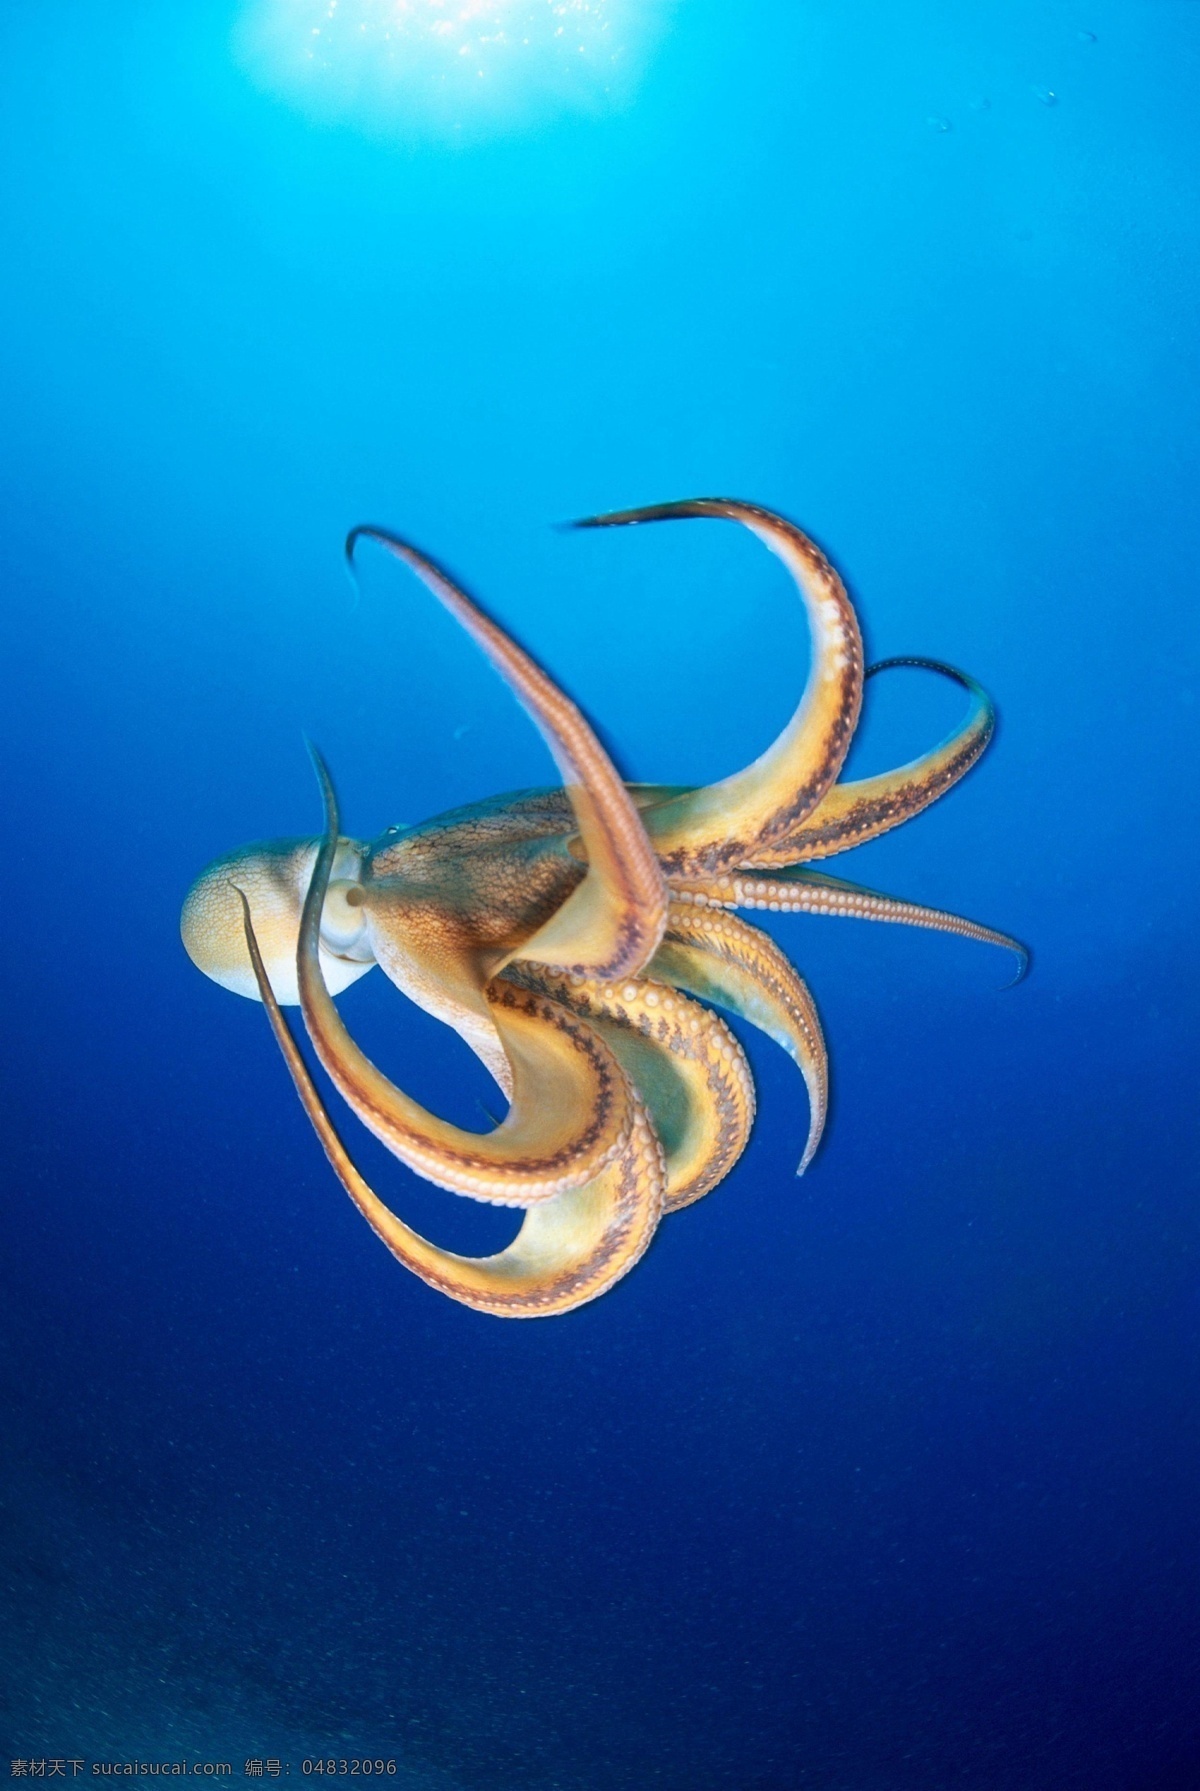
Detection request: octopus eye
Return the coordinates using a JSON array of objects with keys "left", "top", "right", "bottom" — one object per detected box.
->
[{"left": 320, "top": 879, "right": 370, "bottom": 954}]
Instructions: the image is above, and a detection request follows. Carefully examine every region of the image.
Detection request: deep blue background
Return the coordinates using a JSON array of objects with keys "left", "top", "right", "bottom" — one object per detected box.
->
[{"left": 2, "top": 3, "right": 1198, "bottom": 1786}]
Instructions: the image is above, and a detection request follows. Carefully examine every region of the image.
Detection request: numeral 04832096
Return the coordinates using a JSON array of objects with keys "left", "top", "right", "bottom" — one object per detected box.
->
[{"left": 301, "top": 1765, "right": 396, "bottom": 1777}]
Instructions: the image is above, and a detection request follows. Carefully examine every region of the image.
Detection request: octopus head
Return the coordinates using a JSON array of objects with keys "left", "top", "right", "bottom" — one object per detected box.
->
[{"left": 181, "top": 836, "right": 376, "bottom": 1005}]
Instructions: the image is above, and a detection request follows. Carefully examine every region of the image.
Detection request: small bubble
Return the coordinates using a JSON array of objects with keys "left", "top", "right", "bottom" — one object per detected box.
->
[
  {"left": 1033, "top": 87, "right": 1058, "bottom": 106},
  {"left": 926, "top": 114, "right": 953, "bottom": 133}
]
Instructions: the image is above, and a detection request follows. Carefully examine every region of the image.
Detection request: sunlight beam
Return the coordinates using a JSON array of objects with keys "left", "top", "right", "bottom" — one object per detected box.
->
[{"left": 237, "top": 0, "right": 676, "bottom": 137}]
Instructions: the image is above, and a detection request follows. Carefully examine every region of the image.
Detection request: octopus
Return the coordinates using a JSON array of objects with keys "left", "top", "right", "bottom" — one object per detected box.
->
[{"left": 181, "top": 499, "right": 1025, "bottom": 1319}]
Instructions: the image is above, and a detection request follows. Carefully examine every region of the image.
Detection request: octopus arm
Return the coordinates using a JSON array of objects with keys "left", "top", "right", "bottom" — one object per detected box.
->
[
  {"left": 295, "top": 749, "right": 638, "bottom": 1207},
  {"left": 506, "top": 964, "right": 755, "bottom": 1213},
  {"left": 238, "top": 892, "right": 664, "bottom": 1317},
  {"left": 648, "top": 903, "right": 828, "bottom": 1176},
  {"left": 572, "top": 500, "right": 863, "bottom": 878},
  {"left": 747, "top": 657, "right": 995, "bottom": 865},
  {"left": 347, "top": 525, "right": 667, "bottom": 981},
  {"left": 669, "top": 866, "right": 1028, "bottom": 983}
]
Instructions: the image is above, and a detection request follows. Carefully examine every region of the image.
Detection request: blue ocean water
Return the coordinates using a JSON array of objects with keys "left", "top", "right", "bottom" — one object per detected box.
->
[{"left": 2, "top": 2, "right": 1198, "bottom": 1785}]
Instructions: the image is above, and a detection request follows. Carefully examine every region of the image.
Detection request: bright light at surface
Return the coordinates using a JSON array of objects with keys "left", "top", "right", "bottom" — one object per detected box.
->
[{"left": 237, "top": 0, "right": 676, "bottom": 139}]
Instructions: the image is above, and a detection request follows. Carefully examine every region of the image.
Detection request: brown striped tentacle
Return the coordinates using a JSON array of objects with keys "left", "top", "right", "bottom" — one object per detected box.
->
[
  {"left": 239, "top": 892, "right": 665, "bottom": 1317},
  {"left": 749, "top": 657, "right": 994, "bottom": 866},
  {"left": 571, "top": 500, "right": 863, "bottom": 878},
  {"left": 649, "top": 902, "right": 828, "bottom": 1176},
  {"left": 347, "top": 524, "right": 667, "bottom": 981},
  {"left": 506, "top": 963, "right": 755, "bottom": 1213},
  {"left": 668, "top": 865, "right": 1028, "bottom": 983}
]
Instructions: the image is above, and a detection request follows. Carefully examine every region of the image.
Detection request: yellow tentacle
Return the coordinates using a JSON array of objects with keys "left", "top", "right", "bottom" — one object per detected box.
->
[
  {"left": 649, "top": 902, "right": 828, "bottom": 1175},
  {"left": 572, "top": 500, "right": 863, "bottom": 877},
  {"left": 751, "top": 657, "right": 994, "bottom": 865},
  {"left": 506, "top": 965, "right": 755, "bottom": 1213},
  {"left": 669, "top": 865, "right": 1028, "bottom": 983},
  {"left": 347, "top": 525, "right": 667, "bottom": 980},
  {"left": 239, "top": 893, "right": 665, "bottom": 1317}
]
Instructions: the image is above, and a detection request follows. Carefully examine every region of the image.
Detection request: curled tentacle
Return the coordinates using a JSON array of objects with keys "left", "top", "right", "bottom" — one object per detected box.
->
[
  {"left": 347, "top": 525, "right": 667, "bottom": 981},
  {"left": 749, "top": 657, "right": 994, "bottom": 865},
  {"left": 669, "top": 865, "right": 1029, "bottom": 985},
  {"left": 238, "top": 891, "right": 665, "bottom": 1317},
  {"left": 572, "top": 500, "right": 863, "bottom": 878},
  {"left": 649, "top": 903, "right": 828, "bottom": 1176},
  {"left": 298, "top": 747, "right": 637, "bottom": 1206},
  {"left": 507, "top": 965, "right": 755, "bottom": 1213}
]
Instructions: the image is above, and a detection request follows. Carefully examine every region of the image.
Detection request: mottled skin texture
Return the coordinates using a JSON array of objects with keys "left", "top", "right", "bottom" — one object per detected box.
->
[{"left": 181, "top": 500, "right": 1026, "bottom": 1317}]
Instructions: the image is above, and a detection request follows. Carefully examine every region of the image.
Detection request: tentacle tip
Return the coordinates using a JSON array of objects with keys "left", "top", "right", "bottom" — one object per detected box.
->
[
  {"left": 345, "top": 523, "right": 397, "bottom": 568},
  {"left": 565, "top": 501, "right": 694, "bottom": 531},
  {"left": 564, "top": 499, "right": 733, "bottom": 533},
  {"left": 1000, "top": 946, "right": 1031, "bottom": 990},
  {"left": 302, "top": 738, "right": 340, "bottom": 827}
]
